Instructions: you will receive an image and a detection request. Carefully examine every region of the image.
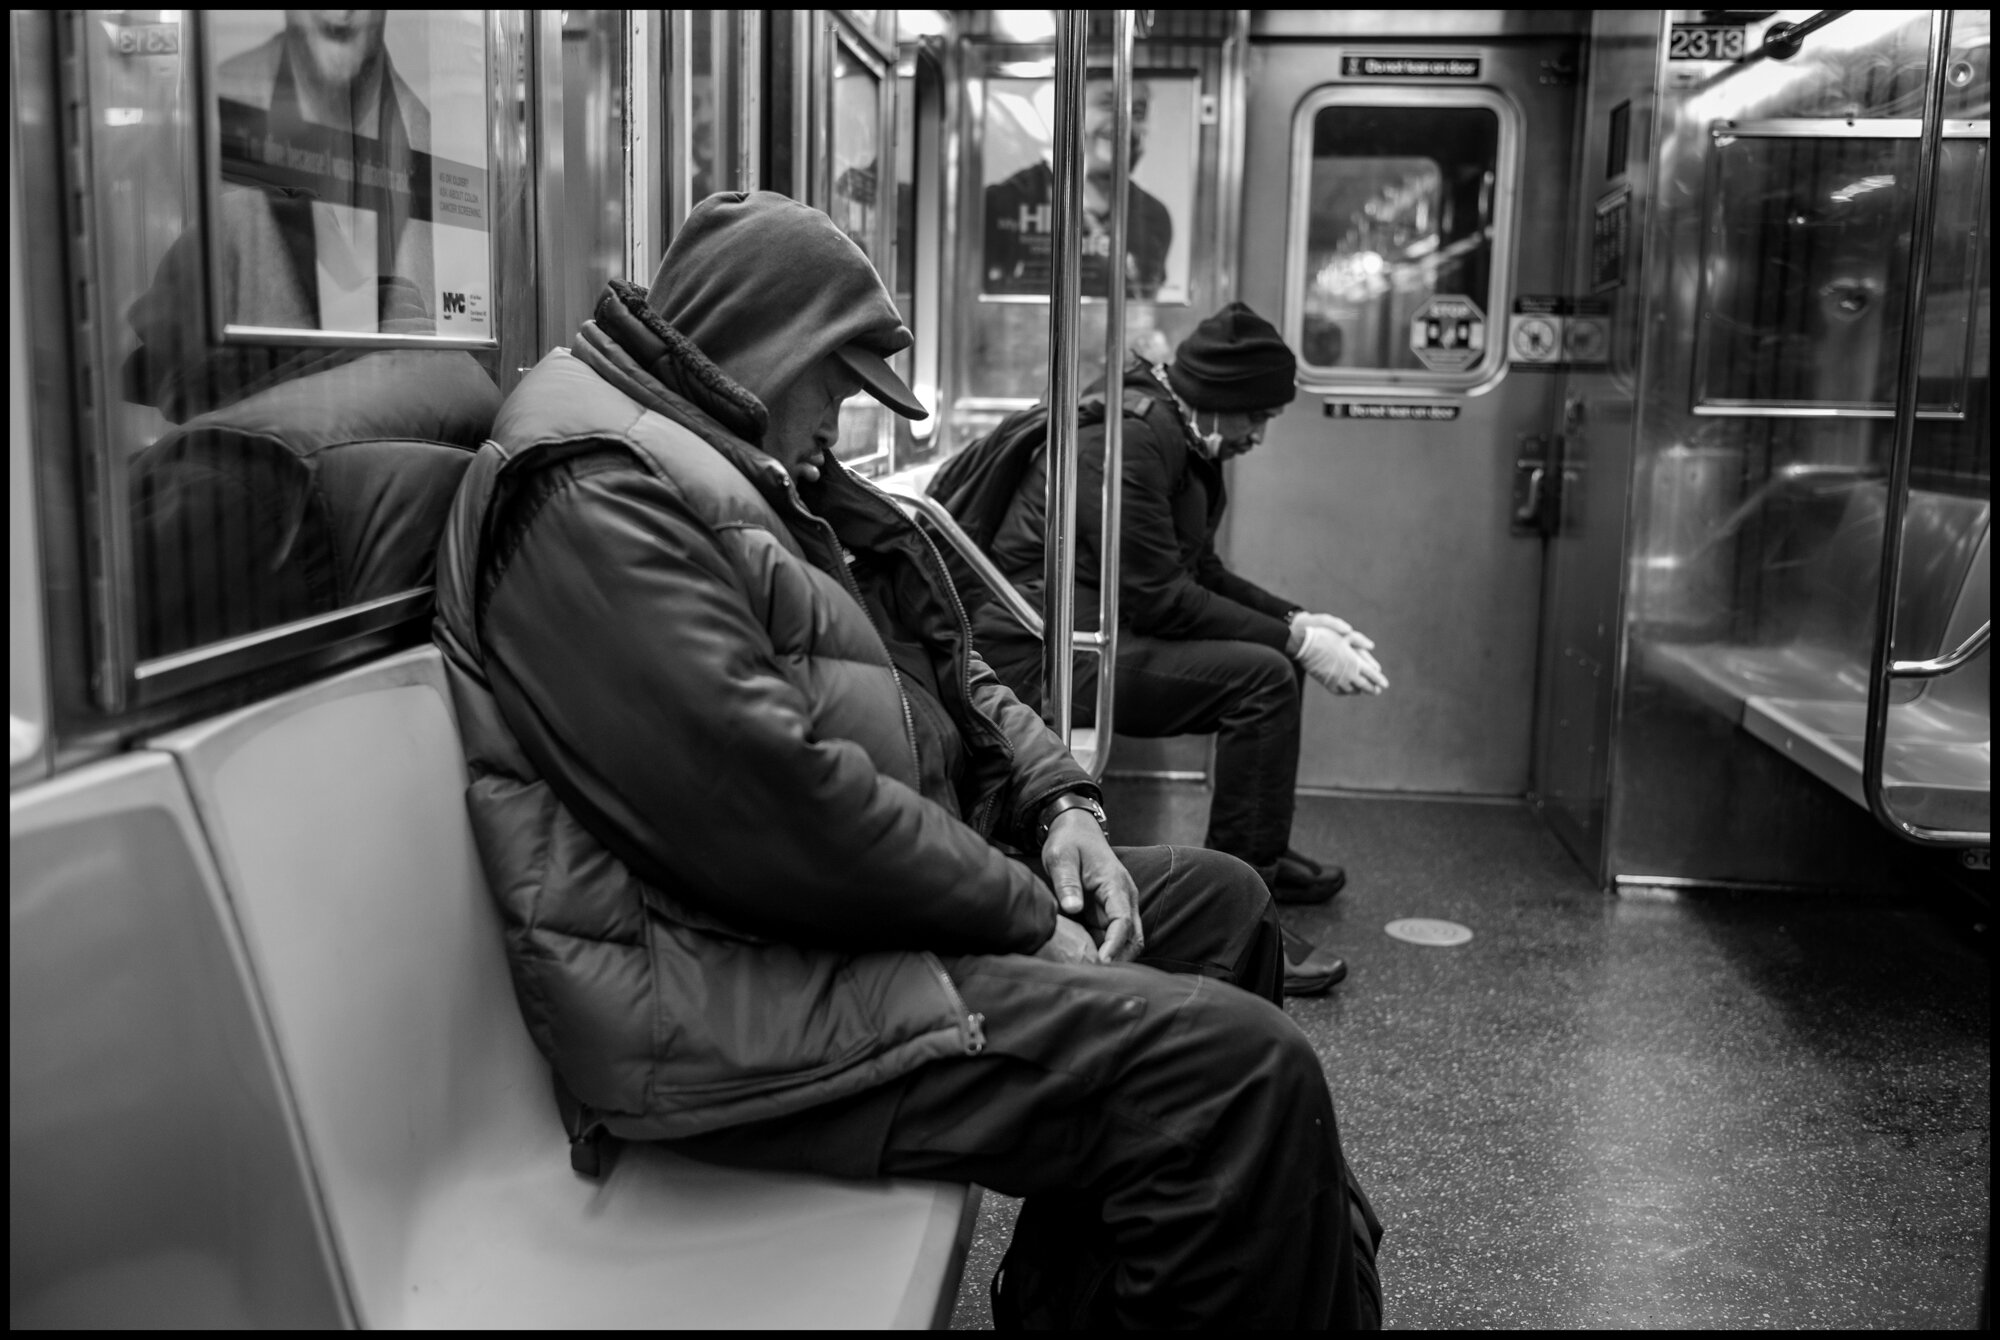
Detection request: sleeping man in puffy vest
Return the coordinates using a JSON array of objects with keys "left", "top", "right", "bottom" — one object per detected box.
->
[{"left": 431, "top": 191, "right": 1382, "bottom": 1329}]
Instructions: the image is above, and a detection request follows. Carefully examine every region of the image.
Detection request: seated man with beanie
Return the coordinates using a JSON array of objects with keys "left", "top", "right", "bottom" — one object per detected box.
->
[
  {"left": 974, "top": 304, "right": 1389, "bottom": 995},
  {"left": 431, "top": 193, "right": 1381, "bottom": 1328}
]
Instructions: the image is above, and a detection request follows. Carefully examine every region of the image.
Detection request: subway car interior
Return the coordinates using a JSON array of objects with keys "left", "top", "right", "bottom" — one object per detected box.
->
[{"left": 9, "top": 8, "right": 1990, "bottom": 1330}]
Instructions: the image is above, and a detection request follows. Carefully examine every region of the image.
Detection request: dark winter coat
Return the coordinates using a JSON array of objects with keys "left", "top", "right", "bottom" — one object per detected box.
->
[
  {"left": 432, "top": 281, "right": 1091, "bottom": 1139},
  {"left": 975, "top": 359, "right": 1298, "bottom": 702}
]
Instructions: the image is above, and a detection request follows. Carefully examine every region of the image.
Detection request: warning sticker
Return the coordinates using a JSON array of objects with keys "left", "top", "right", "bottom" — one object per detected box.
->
[
  {"left": 1508, "top": 296, "right": 1610, "bottom": 370},
  {"left": 1408, "top": 296, "right": 1486, "bottom": 372}
]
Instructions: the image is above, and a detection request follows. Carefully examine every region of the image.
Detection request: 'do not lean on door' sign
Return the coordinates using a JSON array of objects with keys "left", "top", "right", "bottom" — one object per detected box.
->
[{"left": 1408, "top": 296, "right": 1486, "bottom": 372}]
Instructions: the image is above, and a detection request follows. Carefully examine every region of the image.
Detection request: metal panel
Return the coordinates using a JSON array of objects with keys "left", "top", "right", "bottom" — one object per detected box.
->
[
  {"left": 1234, "top": 36, "right": 1579, "bottom": 794},
  {"left": 9, "top": 752, "right": 348, "bottom": 1327},
  {"left": 1251, "top": 11, "right": 1592, "bottom": 40},
  {"left": 1600, "top": 8, "right": 1985, "bottom": 887},
  {"left": 532, "top": 9, "right": 569, "bottom": 357},
  {"left": 624, "top": 10, "right": 663, "bottom": 288},
  {"left": 10, "top": 71, "right": 50, "bottom": 788},
  {"left": 1530, "top": 11, "right": 1662, "bottom": 880}
]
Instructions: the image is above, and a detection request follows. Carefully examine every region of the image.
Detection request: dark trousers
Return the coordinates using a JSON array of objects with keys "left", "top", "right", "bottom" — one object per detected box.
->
[
  {"left": 1110, "top": 634, "right": 1304, "bottom": 872},
  {"left": 665, "top": 846, "right": 1382, "bottom": 1329}
]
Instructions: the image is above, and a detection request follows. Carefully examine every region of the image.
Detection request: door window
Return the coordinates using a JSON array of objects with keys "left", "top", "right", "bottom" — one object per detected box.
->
[{"left": 1288, "top": 90, "right": 1517, "bottom": 386}]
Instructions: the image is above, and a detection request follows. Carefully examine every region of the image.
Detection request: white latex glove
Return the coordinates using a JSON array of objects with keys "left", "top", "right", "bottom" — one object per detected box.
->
[
  {"left": 1294, "top": 624, "right": 1389, "bottom": 695},
  {"left": 1293, "top": 611, "right": 1375, "bottom": 651}
]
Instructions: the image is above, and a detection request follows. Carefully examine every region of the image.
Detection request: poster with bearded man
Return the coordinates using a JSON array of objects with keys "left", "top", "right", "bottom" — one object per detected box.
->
[
  {"left": 981, "top": 72, "right": 1198, "bottom": 303},
  {"left": 205, "top": 10, "right": 493, "bottom": 345}
]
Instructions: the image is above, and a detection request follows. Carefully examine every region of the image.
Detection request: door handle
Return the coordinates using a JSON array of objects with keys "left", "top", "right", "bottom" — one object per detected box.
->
[
  {"left": 1512, "top": 434, "right": 1560, "bottom": 537},
  {"left": 1514, "top": 465, "right": 1547, "bottom": 527}
]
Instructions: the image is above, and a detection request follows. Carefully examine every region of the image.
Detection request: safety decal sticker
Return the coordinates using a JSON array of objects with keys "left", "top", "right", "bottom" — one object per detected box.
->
[{"left": 1408, "top": 296, "right": 1486, "bottom": 373}]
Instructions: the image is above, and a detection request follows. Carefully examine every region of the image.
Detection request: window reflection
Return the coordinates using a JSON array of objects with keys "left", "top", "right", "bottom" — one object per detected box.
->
[
  {"left": 1300, "top": 104, "right": 1499, "bottom": 374},
  {"left": 1695, "top": 134, "right": 1985, "bottom": 412},
  {"left": 832, "top": 42, "right": 881, "bottom": 255},
  {"left": 561, "top": 10, "right": 625, "bottom": 335},
  {"left": 81, "top": 10, "right": 501, "bottom": 663},
  {"left": 832, "top": 37, "right": 890, "bottom": 469},
  {"left": 689, "top": 10, "right": 743, "bottom": 203}
]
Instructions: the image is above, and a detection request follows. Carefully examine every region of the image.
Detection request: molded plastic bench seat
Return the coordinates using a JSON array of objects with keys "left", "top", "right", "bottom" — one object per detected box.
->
[
  {"left": 1741, "top": 524, "right": 1989, "bottom": 833},
  {"left": 149, "top": 647, "right": 976, "bottom": 1329},
  {"left": 1634, "top": 483, "right": 1988, "bottom": 831},
  {"left": 1635, "top": 487, "right": 1989, "bottom": 726},
  {"left": 10, "top": 754, "right": 345, "bottom": 1327}
]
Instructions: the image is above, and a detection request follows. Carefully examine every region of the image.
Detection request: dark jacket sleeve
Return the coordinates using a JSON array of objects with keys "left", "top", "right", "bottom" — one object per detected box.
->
[
  {"left": 1193, "top": 543, "right": 1298, "bottom": 622},
  {"left": 481, "top": 458, "right": 1055, "bottom": 956},
  {"left": 1115, "top": 415, "right": 1294, "bottom": 651},
  {"left": 966, "top": 652, "right": 1099, "bottom": 843}
]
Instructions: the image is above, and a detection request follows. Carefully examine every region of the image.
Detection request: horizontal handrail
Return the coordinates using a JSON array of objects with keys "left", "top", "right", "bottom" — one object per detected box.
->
[{"left": 1890, "top": 620, "right": 1991, "bottom": 679}]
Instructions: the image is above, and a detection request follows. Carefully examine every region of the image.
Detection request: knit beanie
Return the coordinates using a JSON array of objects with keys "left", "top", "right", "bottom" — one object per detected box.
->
[{"left": 1167, "top": 302, "right": 1298, "bottom": 412}]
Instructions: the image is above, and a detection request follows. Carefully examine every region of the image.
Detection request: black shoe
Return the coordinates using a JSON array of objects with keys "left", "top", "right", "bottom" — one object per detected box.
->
[
  {"left": 1271, "top": 848, "right": 1347, "bottom": 905},
  {"left": 1281, "top": 926, "right": 1348, "bottom": 997}
]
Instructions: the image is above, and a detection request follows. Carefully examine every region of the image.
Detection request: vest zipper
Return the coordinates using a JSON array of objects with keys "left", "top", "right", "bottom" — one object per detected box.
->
[
  {"left": 802, "top": 507, "right": 924, "bottom": 785},
  {"left": 911, "top": 524, "right": 1016, "bottom": 839},
  {"left": 925, "top": 952, "right": 987, "bottom": 1055}
]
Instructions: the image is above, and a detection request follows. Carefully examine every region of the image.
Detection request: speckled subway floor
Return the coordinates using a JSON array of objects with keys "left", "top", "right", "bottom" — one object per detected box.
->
[{"left": 948, "top": 784, "right": 1991, "bottom": 1329}]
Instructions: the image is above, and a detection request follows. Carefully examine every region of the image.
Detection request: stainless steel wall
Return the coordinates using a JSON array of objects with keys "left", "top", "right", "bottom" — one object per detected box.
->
[{"left": 1588, "top": 10, "right": 1991, "bottom": 887}]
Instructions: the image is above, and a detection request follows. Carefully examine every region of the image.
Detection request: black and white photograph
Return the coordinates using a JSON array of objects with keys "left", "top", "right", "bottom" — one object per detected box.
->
[{"left": 10, "top": 9, "right": 1989, "bottom": 1335}]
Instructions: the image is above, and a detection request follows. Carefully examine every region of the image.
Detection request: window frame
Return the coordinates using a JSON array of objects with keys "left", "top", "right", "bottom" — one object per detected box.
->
[
  {"left": 1284, "top": 84, "right": 1522, "bottom": 396},
  {"left": 192, "top": 11, "right": 504, "bottom": 354},
  {"left": 819, "top": 10, "right": 898, "bottom": 474},
  {"left": 1688, "top": 116, "right": 1989, "bottom": 420},
  {"left": 53, "top": 9, "right": 539, "bottom": 721}
]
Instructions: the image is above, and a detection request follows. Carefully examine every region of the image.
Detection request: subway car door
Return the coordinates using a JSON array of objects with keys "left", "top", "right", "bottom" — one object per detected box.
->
[{"left": 1230, "top": 19, "right": 1582, "bottom": 794}]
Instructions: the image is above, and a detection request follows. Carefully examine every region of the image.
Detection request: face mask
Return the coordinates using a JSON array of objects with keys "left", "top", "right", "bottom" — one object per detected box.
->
[{"left": 1195, "top": 414, "right": 1224, "bottom": 457}]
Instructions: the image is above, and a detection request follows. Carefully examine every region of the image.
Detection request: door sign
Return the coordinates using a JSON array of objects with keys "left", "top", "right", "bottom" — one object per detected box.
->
[
  {"left": 1508, "top": 296, "right": 1609, "bottom": 370},
  {"left": 1409, "top": 296, "right": 1486, "bottom": 372}
]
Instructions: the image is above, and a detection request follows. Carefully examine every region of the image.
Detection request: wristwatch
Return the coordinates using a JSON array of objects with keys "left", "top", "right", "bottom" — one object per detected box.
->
[{"left": 1036, "top": 790, "right": 1108, "bottom": 846}]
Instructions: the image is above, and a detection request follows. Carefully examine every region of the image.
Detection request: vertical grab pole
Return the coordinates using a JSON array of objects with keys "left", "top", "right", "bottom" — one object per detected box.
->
[
  {"left": 1086, "top": 10, "right": 1134, "bottom": 779},
  {"left": 1041, "top": 11, "right": 1088, "bottom": 744},
  {"left": 1861, "top": 9, "right": 1954, "bottom": 845}
]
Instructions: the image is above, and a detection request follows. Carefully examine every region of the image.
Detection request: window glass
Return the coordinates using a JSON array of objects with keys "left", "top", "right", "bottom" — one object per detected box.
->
[
  {"left": 1298, "top": 102, "right": 1500, "bottom": 376},
  {"left": 10, "top": 137, "right": 46, "bottom": 770},
  {"left": 689, "top": 10, "right": 741, "bottom": 203},
  {"left": 82, "top": 11, "right": 502, "bottom": 666},
  {"left": 1695, "top": 133, "right": 1986, "bottom": 413},
  {"left": 832, "top": 37, "right": 891, "bottom": 470},
  {"left": 560, "top": 10, "right": 626, "bottom": 336}
]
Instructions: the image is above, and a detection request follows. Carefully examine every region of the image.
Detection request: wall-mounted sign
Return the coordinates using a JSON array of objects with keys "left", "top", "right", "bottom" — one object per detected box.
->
[
  {"left": 1408, "top": 295, "right": 1485, "bottom": 372},
  {"left": 1341, "top": 54, "right": 1481, "bottom": 79},
  {"left": 1508, "top": 296, "right": 1610, "bottom": 371},
  {"left": 979, "top": 70, "right": 1199, "bottom": 303},
  {"left": 1324, "top": 401, "right": 1461, "bottom": 422},
  {"left": 1592, "top": 187, "right": 1631, "bottom": 293},
  {"left": 202, "top": 10, "right": 496, "bottom": 348}
]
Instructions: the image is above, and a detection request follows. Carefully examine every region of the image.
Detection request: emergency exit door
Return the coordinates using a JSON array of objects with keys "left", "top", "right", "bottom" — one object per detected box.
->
[{"left": 1229, "top": 31, "right": 1580, "bottom": 793}]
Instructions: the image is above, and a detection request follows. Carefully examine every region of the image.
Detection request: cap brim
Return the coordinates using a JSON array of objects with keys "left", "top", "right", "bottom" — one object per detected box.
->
[{"left": 833, "top": 343, "right": 929, "bottom": 420}]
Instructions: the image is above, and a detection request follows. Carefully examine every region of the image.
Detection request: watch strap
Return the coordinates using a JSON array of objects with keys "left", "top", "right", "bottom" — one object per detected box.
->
[{"left": 1036, "top": 791, "right": 1107, "bottom": 845}]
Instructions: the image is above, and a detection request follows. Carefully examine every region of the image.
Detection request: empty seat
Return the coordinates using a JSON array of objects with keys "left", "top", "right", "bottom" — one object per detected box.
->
[
  {"left": 1638, "top": 484, "right": 1989, "bottom": 724},
  {"left": 9, "top": 754, "right": 344, "bottom": 1328},
  {"left": 1744, "top": 526, "right": 1990, "bottom": 832},
  {"left": 1635, "top": 480, "right": 1988, "bottom": 835},
  {"left": 149, "top": 646, "right": 975, "bottom": 1329}
]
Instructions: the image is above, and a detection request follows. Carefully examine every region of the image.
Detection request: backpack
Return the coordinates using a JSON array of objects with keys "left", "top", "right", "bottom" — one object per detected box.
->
[{"left": 922, "top": 372, "right": 1168, "bottom": 624}]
